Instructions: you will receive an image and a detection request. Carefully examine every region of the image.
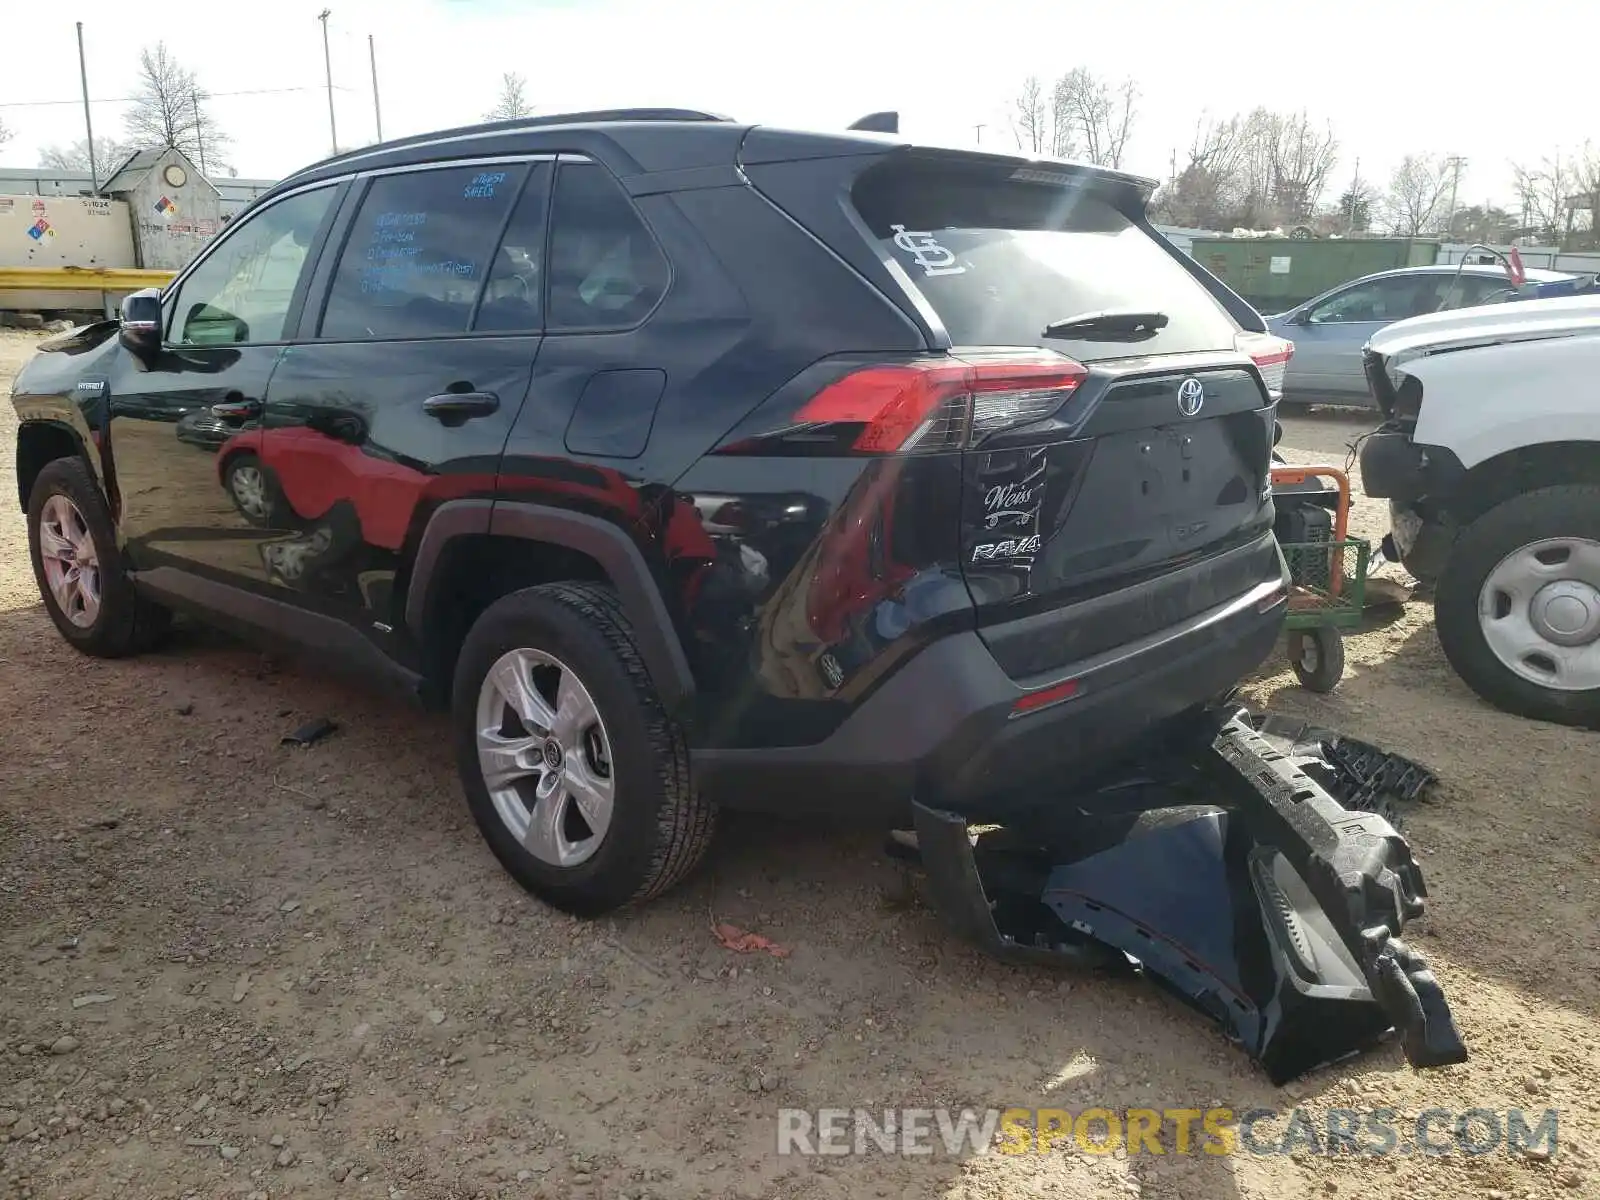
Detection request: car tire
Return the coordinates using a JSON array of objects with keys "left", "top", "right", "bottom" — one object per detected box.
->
[
  {"left": 27, "top": 456, "right": 171, "bottom": 656},
  {"left": 1435, "top": 485, "right": 1600, "bottom": 728},
  {"left": 451, "top": 581, "right": 715, "bottom": 916}
]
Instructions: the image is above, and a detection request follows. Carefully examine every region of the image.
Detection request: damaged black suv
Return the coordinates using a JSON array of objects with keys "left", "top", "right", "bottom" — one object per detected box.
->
[{"left": 12, "top": 110, "right": 1291, "bottom": 915}]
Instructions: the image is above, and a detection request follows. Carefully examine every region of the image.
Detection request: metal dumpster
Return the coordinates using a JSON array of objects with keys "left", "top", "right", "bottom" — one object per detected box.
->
[{"left": 1190, "top": 238, "right": 1440, "bottom": 314}]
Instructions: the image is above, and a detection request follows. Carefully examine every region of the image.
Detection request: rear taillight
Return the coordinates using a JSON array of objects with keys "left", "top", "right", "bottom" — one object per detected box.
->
[
  {"left": 791, "top": 353, "right": 1088, "bottom": 454},
  {"left": 1236, "top": 332, "right": 1294, "bottom": 400}
]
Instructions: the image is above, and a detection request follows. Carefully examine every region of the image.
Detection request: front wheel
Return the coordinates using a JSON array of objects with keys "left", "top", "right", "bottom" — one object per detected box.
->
[
  {"left": 1436, "top": 485, "right": 1600, "bottom": 728},
  {"left": 27, "top": 456, "right": 170, "bottom": 656},
  {"left": 451, "top": 582, "right": 715, "bottom": 916}
]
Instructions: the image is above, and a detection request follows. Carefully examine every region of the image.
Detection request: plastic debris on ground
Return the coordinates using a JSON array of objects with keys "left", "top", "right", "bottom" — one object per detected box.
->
[{"left": 901, "top": 703, "right": 1465, "bottom": 1085}]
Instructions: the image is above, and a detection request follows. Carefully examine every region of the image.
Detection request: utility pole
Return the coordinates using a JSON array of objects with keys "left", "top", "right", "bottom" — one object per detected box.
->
[
  {"left": 1346, "top": 157, "right": 1361, "bottom": 234},
  {"left": 317, "top": 9, "right": 338, "bottom": 156},
  {"left": 75, "top": 22, "right": 98, "bottom": 195},
  {"left": 974, "top": 123, "right": 985, "bottom": 146},
  {"left": 1443, "top": 155, "right": 1467, "bottom": 239},
  {"left": 368, "top": 34, "right": 383, "bottom": 142},
  {"left": 192, "top": 94, "right": 207, "bottom": 176}
]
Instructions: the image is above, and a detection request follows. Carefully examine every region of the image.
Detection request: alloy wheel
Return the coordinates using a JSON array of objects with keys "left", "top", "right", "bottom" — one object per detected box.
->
[
  {"left": 37, "top": 494, "right": 102, "bottom": 628},
  {"left": 475, "top": 647, "right": 616, "bottom": 867}
]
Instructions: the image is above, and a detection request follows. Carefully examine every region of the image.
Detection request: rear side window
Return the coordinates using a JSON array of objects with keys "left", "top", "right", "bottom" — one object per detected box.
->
[
  {"left": 319, "top": 164, "right": 528, "bottom": 340},
  {"left": 851, "top": 161, "right": 1238, "bottom": 360},
  {"left": 547, "top": 160, "right": 668, "bottom": 331}
]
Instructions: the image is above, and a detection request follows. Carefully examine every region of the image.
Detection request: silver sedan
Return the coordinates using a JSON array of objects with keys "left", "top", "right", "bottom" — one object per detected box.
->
[{"left": 1266, "top": 264, "right": 1583, "bottom": 408}]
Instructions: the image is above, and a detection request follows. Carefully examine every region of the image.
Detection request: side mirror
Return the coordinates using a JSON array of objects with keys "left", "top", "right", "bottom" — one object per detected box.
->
[{"left": 118, "top": 289, "right": 163, "bottom": 357}]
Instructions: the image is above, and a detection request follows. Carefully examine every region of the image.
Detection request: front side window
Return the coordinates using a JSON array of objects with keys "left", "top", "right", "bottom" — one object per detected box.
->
[
  {"left": 319, "top": 164, "right": 529, "bottom": 340},
  {"left": 167, "top": 185, "right": 337, "bottom": 346},
  {"left": 1308, "top": 276, "right": 1427, "bottom": 324}
]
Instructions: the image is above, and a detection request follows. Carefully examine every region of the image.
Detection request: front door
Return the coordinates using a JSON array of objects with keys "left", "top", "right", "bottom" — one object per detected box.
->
[
  {"left": 108, "top": 183, "right": 343, "bottom": 582},
  {"left": 1285, "top": 274, "right": 1433, "bottom": 404},
  {"left": 257, "top": 160, "right": 551, "bottom": 631}
]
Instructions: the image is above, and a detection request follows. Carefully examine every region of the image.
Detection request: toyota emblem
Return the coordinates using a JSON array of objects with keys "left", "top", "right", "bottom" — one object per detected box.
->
[{"left": 1176, "top": 377, "right": 1205, "bottom": 417}]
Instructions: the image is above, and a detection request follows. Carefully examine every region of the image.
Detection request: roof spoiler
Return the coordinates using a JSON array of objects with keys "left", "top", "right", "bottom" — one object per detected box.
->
[{"left": 848, "top": 111, "right": 899, "bottom": 134}]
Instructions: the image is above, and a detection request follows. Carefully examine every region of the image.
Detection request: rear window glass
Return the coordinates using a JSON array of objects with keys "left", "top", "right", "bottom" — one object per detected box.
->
[{"left": 851, "top": 162, "right": 1238, "bottom": 360}]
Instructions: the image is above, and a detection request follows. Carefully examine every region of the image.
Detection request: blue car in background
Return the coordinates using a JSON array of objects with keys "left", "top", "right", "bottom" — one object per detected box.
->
[{"left": 1266, "top": 264, "right": 1595, "bottom": 408}]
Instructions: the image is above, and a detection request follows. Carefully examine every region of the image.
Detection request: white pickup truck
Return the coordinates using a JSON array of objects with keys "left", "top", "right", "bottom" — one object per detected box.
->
[{"left": 1358, "top": 293, "right": 1600, "bottom": 727}]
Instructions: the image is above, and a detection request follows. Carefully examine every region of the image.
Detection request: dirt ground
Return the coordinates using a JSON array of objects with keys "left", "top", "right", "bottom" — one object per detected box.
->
[{"left": 2, "top": 326, "right": 1596, "bottom": 1200}]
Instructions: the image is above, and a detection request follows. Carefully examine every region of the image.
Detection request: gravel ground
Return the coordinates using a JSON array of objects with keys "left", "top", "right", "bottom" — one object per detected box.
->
[{"left": 2, "top": 327, "right": 1596, "bottom": 1200}]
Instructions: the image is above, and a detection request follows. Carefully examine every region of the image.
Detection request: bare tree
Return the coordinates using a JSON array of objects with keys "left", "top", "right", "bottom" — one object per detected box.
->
[
  {"left": 1154, "top": 109, "right": 1335, "bottom": 230},
  {"left": 123, "top": 42, "right": 229, "bottom": 171},
  {"left": 1267, "top": 112, "right": 1339, "bottom": 223},
  {"left": 0, "top": 115, "right": 13, "bottom": 150},
  {"left": 40, "top": 136, "right": 132, "bottom": 174},
  {"left": 1384, "top": 155, "right": 1453, "bottom": 236},
  {"left": 1509, "top": 153, "right": 1572, "bottom": 243},
  {"left": 1052, "top": 68, "right": 1137, "bottom": 168},
  {"left": 1572, "top": 143, "right": 1600, "bottom": 249},
  {"left": 1010, "top": 75, "right": 1049, "bottom": 155},
  {"left": 1514, "top": 144, "right": 1600, "bottom": 247},
  {"left": 1151, "top": 113, "right": 1248, "bottom": 228},
  {"left": 485, "top": 73, "right": 533, "bottom": 122}
]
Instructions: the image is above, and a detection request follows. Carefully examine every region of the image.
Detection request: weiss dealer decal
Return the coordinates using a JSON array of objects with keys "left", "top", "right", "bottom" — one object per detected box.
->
[{"left": 972, "top": 449, "right": 1048, "bottom": 566}]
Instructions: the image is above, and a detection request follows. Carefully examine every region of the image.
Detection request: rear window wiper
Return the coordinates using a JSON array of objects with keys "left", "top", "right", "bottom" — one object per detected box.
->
[{"left": 1042, "top": 309, "right": 1169, "bottom": 341}]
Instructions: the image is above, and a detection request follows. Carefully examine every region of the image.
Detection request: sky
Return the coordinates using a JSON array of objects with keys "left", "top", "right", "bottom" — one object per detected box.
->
[{"left": 0, "top": 0, "right": 1591, "bottom": 212}]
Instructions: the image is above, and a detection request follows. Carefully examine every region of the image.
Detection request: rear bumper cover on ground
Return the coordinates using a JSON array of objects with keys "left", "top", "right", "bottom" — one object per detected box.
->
[
  {"left": 694, "top": 552, "right": 1289, "bottom": 817},
  {"left": 910, "top": 706, "right": 1467, "bottom": 1084}
]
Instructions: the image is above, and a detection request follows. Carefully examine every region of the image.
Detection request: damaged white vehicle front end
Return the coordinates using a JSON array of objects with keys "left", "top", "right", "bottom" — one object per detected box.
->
[{"left": 1358, "top": 294, "right": 1600, "bottom": 726}]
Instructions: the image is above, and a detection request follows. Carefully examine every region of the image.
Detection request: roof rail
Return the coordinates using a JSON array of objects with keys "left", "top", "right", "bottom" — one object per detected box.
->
[
  {"left": 482, "top": 107, "right": 736, "bottom": 129},
  {"left": 275, "top": 108, "right": 738, "bottom": 188}
]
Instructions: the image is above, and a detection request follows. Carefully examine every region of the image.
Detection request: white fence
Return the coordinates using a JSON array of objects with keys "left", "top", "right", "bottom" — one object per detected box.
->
[{"left": 1432, "top": 243, "right": 1600, "bottom": 275}]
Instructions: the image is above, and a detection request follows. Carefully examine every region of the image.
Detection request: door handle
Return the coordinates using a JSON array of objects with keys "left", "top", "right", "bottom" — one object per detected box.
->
[
  {"left": 210, "top": 397, "right": 261, "bottom": 423},
  {"left": 422, "top": 390, "right": 500, "bottom": 423}
]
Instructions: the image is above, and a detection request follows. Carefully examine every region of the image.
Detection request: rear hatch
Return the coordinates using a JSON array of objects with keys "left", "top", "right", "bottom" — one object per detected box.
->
[{"left": 740, "top": 142, "right": 1285, "bottom": 679}]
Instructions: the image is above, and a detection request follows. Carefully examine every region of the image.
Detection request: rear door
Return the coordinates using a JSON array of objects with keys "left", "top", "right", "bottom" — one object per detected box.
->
[
  {"left": 846, "top": 158, "right": 1279, "bottom": 634},
  {"left": 260, "top": 159, "right": 550, "bottom": 630}
]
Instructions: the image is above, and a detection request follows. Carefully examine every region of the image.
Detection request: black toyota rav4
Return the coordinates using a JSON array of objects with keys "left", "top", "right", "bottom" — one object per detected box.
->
[{"left": 11, "top": 110, "right": 1291, "bottom": 914}]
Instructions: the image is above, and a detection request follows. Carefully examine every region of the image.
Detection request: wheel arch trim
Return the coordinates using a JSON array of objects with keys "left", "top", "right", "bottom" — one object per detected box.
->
[{"left": 404, "top": 499, "right": 696, "bottom": 708}]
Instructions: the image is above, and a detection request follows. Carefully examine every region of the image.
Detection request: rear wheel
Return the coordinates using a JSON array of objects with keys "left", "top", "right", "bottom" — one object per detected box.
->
[
  {"left": 451, "top": 582, "right": 714, "bottom": 915},
  {"left": 26, "top": 456, "right": 170, "bottom": 656},
  {"left": 1436, "top": 485, "right": 1600, "bottom": 728}
]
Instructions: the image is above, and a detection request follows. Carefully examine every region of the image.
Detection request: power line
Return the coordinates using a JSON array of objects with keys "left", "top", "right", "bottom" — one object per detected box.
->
[{"left": 0, "top": 84, "right": 349, "bottom": 109}]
